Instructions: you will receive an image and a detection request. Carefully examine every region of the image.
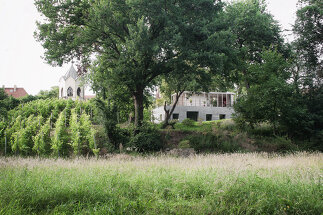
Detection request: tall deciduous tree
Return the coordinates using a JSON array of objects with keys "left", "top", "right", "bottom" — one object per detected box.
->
[
  {"left": 292, "top": 0, "right": 323, "bottom": 147},
  {"left": 233, "top": 50, "right": 308, "bottom": 135},
  {"left": 225, "top": 0, "right": 285, "bottom": 92},
  {"left": 293, "top": 0, "right": 322, "bottom": 86},
  {"left": 35, "top": 0, "right": 227, "bottom": 128}
]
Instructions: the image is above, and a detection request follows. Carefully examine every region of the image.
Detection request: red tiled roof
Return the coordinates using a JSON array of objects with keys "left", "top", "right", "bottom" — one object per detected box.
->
[{"left": 4, "top": 88, "right": 28, "bottom": 98}]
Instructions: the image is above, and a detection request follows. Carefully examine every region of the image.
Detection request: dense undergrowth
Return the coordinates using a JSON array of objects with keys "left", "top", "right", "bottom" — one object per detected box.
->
[
  {"left": 162, "top": 119, "right": 310, "bottom": 153},
  {"left": 0, "top": 99, "right": 321, "bottom": 157},
  {"left": 0, "top": 153, "right": 321, "bottom": 214}
]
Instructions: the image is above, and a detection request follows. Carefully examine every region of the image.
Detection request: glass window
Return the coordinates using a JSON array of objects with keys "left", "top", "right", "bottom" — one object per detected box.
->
[
  {"left": 67, "top": 87, "right": 73, "bottom": 97},
  {"left": 173, "top": 113, "right": 179, "bottom": 120},
  {"left": 77, "top": 87, "right": 81, "bottom": 97}
]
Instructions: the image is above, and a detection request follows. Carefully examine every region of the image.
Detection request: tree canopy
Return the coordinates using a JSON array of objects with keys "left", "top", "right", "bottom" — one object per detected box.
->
[
  {"left": 224, "top": 0, "right": 286, "bottom": 92},
  {"left": 35, "top": 0, "right": 232, "bottom": 127}
]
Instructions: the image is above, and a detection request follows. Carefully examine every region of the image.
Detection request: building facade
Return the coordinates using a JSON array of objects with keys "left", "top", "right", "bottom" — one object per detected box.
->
[
  {"left": 152, "top": 91, "right": 235, "bottom": 123},
  {"left": 59, "top": 65, "right": 85, "bottom": 100}
]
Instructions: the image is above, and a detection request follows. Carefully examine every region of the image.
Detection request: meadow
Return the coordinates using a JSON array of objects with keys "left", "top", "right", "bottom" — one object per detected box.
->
[{"left": 0, "top": 152, "right": 322, "bottom": 214}]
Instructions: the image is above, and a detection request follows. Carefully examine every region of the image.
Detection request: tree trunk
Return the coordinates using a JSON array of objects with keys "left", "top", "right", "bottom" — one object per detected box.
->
[
  {"left": 161, "top": 91, "right": 184, "bottom": 129},
  {"left": 133, "top": 89, "right": 144, "bottom": 128},
  {"left": 243, "top": 70, "right": 250, "bottom": 90}
]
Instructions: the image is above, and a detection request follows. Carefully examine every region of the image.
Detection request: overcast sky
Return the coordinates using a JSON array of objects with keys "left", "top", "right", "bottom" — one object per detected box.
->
[{"left": 0, "top": 0, "right": 298, "bottom": 95}]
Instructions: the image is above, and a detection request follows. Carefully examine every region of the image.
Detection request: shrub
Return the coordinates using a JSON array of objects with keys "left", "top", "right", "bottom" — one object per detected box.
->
[
  {"left": 178, "top": 140, "right": 190, "bottom": 149},
  {"left": 187, "top": 133, "right": 241, "bottom": 153},
  {"left": 51, "top": 111, "right": 70, "bottom": 157},
  {"left": 33, "top": 118, "right": 51, "bottom": 156},
  {"left": 128, "top": 125, "right": 164, "bottom": 152},
  {"left": 181, "top": 118, "right": 195, "bottom": 127}
]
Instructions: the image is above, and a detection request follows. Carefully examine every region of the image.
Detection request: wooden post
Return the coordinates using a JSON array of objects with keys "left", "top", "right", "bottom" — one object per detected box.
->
[
  {"left": 40, "top": 131, "right": 43, "bottom": 156},
  {"left": 64, "top": 110, "right": 66, "bottom": 127},
  {"left": 4, "top": 131, "right": 7, "bottom": 156},
  {"left": 93, "top": 133, "right": 97, "bottom": 149},
  {"left": 16, "top": 134, "right": 19, "bottom": 155},
  {"left": 50, "top": 113, "right": 53, "bottom": 129}
]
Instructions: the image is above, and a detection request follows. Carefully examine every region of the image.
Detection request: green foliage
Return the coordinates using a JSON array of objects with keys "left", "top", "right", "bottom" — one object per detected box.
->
[
  {"left": 94, "top": 99, "right": 122, "bottom": 150},
  {"left": 69, "top": 109, "right": 81, "bottom": 155},
  {"left": 233, "top": 50, "right": 300, "bottom": 133},
  {"left": 0, "top": 88, "right": 19, "bottom": 119},
  {"left": 33, "top": 118, "right": 51, "bottom": 156},
  {"left": 1, "top": 154, "right": 321, "bottom": 214},
  {"left": 187, "top": 133, "right": 241, "bottom": 153},
  {"left": 129, "top": 125, "right": 164, "bottom": 152},
  {"left": 181, "top": 118, "right": 196, "bottom": 127},
  {"left": 35, "top": 0, "right": 233, "bottom": 127},
  {"left": 0, "top": 98, "right": 101, "bottom": 157},
  {"left": 178, "top": 140, "right": 190, "bottom": 149},
  {"left": 37, "top": 86, "right": 59, "bottom": 99},
  {"left": 11, "top": 115, "right": 43, "bottom": 155},
  {"left": 80, "top": 112, "right": 99, "bottom": 156},
  {"left": 293, "top": 0, "right": 322, "bottom": 80},
  {"left": 51, "top": 111, "right": 69, "bottom": 157},
  {"left": 225, "top": 0, "right": 286, "bottom": 90}
]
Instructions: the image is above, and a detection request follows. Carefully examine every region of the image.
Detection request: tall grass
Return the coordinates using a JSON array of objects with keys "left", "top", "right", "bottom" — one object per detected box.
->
[{"left": 0, "top": 153, "right": 322, "bottom": 214}]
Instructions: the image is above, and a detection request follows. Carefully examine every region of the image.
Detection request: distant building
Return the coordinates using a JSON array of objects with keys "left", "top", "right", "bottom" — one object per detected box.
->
[
  {"left": 152, "top": 91, "right": 236, "bottom": 123},
  {"left": 59, "top": 65, "right": 95, "bottom": 100},
  {"left": 59, "top": 65, "right": 85, "bottom": 100},
  {"left": 3, "top": 85, "right": 28, "bottom": 98}
]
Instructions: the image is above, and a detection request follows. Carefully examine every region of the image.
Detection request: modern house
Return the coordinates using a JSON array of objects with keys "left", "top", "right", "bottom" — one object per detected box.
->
[
  {"left": 3, "top": 85, "right": 28, "bottom": 98},
  {"left": 152, "top": 91, "right": 236, "bottom": 123}
]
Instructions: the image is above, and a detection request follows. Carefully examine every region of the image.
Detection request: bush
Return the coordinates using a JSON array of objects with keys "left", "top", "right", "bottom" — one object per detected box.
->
[
  {"left": 178, "top": 140, "right": 190, "bottom": 149},
  {"left": 128, "top": 125, "right": 164, "bottom": 152},
  {"left": 181, "top": 118, "right": 195, "bottom": 127},
  {"left": 187, "top": 133, "right": 241, "bottom": 153}
]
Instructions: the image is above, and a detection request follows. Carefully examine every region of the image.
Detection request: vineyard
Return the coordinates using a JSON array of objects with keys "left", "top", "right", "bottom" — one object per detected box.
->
[{"left": 0, "top": 99, "right": 100, "bottom": 157}]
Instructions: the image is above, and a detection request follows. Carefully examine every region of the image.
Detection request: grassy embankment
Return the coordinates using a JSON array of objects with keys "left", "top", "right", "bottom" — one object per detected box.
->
[
  {"left": 161, "top": 120, "right": 302, "bottom": 153},
  {"left": 0, "top": 153, "right": 322, "bottom": 214}
]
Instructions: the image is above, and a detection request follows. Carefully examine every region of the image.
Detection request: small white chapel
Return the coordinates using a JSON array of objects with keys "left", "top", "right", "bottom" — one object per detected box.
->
[{"left": 59, "top": 65, "right": 85, "bottom": 100}]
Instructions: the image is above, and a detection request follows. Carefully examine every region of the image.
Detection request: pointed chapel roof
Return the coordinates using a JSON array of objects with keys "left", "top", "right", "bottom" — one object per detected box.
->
[{"left": 63, "top": 65, "right": 78, "bottom": 80}]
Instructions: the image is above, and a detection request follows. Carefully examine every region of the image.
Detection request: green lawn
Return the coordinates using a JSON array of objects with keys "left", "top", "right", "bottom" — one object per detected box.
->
[{"left": 0, "top": 153, "right": 322, "bottom": 214}]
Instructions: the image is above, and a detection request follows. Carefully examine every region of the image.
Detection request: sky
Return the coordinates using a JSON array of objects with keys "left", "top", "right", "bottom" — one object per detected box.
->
[{"left": 0, "top": 0, "right": 298, "bottom": 96}]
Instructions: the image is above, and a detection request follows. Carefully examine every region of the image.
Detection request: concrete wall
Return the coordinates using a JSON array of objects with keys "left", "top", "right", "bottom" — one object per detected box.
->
[{"left": 152, "top": 105, "right": 235, "bottom": 123}]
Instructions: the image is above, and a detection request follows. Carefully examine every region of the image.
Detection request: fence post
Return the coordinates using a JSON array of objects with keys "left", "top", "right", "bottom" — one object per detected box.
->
[
  {"left": 16, "top": 134, "right": 19, "bottom": 156},
  {"left": 50, "top": 113, "right": 53, "bottom": 129},
  {"left": 93, "top": 133, "right": 97, "bottom": 149},
  {"left": 4, "top": 131, "right": 7, "bottom": 156}
]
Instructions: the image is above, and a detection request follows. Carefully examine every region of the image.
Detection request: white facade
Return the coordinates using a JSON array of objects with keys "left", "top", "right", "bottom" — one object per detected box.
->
[
  {"left": 152, "top": 91, "right": 236, "bottom": 123},
  {"left": 59, "top": 65, "right": 85, "bottom": 100}
]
